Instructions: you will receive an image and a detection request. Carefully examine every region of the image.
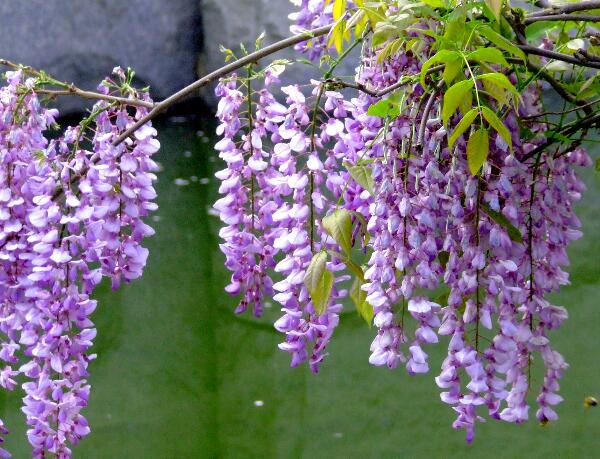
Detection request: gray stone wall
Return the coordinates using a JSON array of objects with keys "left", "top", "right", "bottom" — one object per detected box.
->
[
  {"left": 0, "top": 0, "right": 202, "bottom": 113},
  {"left": 0, "top": 1, "right": 353, "bottom": 111},
  {"left": 199, "top": 0, "right": 356, "bottom": 105}
]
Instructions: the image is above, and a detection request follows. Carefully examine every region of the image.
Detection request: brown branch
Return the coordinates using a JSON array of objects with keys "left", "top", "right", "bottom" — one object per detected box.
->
[
  {"left": 524, "top": 14, "right": 600, "bottom": 24},
  {"left": 112, "top": 24, "right": 333, "bottom": 146},
  {"left": 518, "top": 44, "right": 600, "bottom": 70},
  {"left": 521, "top": 111, "right": 600, "bottom": 162},
  {"left": 33, "top": 88, "right": 154, "bottom": 109},
  {"left": 50, "top": 23, "right": 334, "bottom": 200},
  {"left": 527, "top": 0, "right": 600, "bottom": 18},
  {"left": 1, "top": 58, "right": 154, "bottom": 109}
]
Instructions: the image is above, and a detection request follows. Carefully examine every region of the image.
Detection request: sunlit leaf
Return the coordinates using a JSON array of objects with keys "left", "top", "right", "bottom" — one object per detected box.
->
[
  {"left": 322, "top": 209, "right": 353, "bottom": 256},
  {"left": 484, "top": 0, "right": 502, "bottom": 21},
  {"left": 367, "top": 99, "right": 401, "bottom": 118},
  {"left": 443, "top": 58, "right": 463, "bottom": 86},
  {"left": 420, "top": 50, "right": 460, "bottom": 87},
  {"left": 467, "top": 48, "right": 509, "bottom": 68},
  {"left": 442, "top": 79, "right": 474, "bottom": 126},
  {"left": 448, "top": 107, "right": 478, "bottom": 150},
  {"left": 467, "top": 127, "right": 489, "bottom": 175},
  {"left": 305, "top": 251, "right": 334, "bottom": 316},
  {"left": 345, "top": 163, "right": 375, "bottom": 195},
  {"left": 481, "top": 106, "right": 512, "bottom": 151},
  {"left": 350, "top": 276, "right": 373, "bottom": 325},
  {"left": 476, "top": 24, "right": 526, "bottom": 61}
]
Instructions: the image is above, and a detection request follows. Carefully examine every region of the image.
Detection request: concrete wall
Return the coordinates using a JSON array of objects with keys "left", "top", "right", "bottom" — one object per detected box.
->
[
  {"left": 0, "top": 1, "right": 352, "bottom": 111},
  {"left": 0, "top": 0, "right": 202, "bottom": 113}
]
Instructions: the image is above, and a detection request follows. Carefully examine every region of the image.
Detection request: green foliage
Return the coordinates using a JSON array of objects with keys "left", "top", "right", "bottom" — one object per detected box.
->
[
  {"left": 305, "top": 250, "right": 334, "bottom": 316},
  {"left": 322, "top": 209, "right": 354, "bottom": 256},
  {"left": 344, "top": 163, "right": 375, "bottom": 195},
  {"left": 481, "top": 203, "right": 524, "bottom": 243},
  {"left": 350, "top": 276, "right": 373, "bottom": 325},
  {"left": 442, "top": 79, "right": 473, "bottom": 125},
  {"left": 448, "top": 108, "right": 478, "bottom": 150},
  {"left": 466, "top": 127, "right": 489, "bottom": 175}
]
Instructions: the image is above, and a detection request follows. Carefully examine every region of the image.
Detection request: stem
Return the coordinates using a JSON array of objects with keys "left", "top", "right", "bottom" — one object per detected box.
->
[
  {"left": 475, "top": 177, "right": 481, "bottom": 352},
  {"left": 527, "top": 0, "right": 600, "bottom": 18},
  {"left": 308, "top": 37, "right": 362, "bottom": 252},
  {"left": 113, "top": 24, "right": 333, "bottom": 146},
  {"left": 247, "top": 65, "right": 256, "bottom": 234},
  {"left": 524, "top": 14, "right": 600, "bottom": 24}
]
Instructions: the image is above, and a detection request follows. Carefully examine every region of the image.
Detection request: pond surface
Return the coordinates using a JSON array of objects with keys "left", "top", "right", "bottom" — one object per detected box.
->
[{"left": 1, "top": 118, "right": 599, "bottom": 458}]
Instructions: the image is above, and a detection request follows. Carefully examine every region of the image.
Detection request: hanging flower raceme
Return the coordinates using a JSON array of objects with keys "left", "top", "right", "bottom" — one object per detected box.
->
[
  {"left": 0, "top": 67, "right": 158, "bottom": 458},
  {"left": 215, "top": 0, "right": 593, "bottom": 444}
]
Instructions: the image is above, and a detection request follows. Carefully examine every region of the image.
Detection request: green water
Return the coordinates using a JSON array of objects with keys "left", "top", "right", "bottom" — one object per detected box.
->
[{"left": 1, "top": 119, "right": 599, "bottom": 458}]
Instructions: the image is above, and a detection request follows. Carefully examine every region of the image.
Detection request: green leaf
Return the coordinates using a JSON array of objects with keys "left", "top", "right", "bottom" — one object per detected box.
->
[
  {"left": 481, "top": 203, "right": 523, "bottom": 243},
  {"left": 525, "top": 21, "right": 559, "bottom": 42},
  {"left": 448, "top": 107, "right": 478, "bottom": 150},
  {"left": 367, "top": 99, "right": 400, "bottom": 118},
  {"left": 466, "top": 127, "right": 489, "bottom": 175},
  {"left": 420, "top": 49, "right": 460, "bottom": 87},
  {"left": 344, "top": 163, "right": 375, "bottom": 195},
  {"left": 484, "top": 0, "right": 502, "bottom": 21},
  {"left": 422, "top": 0, "right": 445, "bottom": 7},
  {"left": 443, "top": 58, "right": 463, "bottom": 86},
  {"left": 476, "top": 25, "right": 526, "bottom": 61},
  {"left": 442, "top": 79, "right": 474, "bottom": 126},
  {"left": 481, "top": 107, "right": 512, "bottom": 151},
  {"left": 467, "top": 48, "right": 509, "bottom": 67},
  {"left": 478, "top": 72, "right": 520, "bottom": 105},
  {"left": 322, "top": 209, "right": 353, "bottom": 256},
  {"left": 482, "top": 78, "right": 511, "bottom": 108},
  {"left": 595, "top": 158, "right": 600, "bottom": 172},
  {"left": 305, "top": 251, "right": 334, "bottom": 316},
  {"left": 350, "top": 276, "right": 373, "bottom": 325},
  {"left": 443, "top": 7, "right": 467, "bottom": 47}
]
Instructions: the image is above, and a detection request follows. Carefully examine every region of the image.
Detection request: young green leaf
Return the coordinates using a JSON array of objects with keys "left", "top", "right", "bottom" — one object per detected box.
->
[
  {"left": 481, "top": 107, "right": 512, "bottom": 151},
  {"left": 443, "top": 57, "right": 463, "bottom": 86},
  {"left": 350, "top": 277, "right": 373, "bottom": 325},
  {"left": 467, "top": 48, "right": 509, "bottom": 68},
  {"left": 466, "top": 127, "right": 489, "bottom": 175},
  {"left": 484, "top": 0, "right": 503, "bottom": 21},
  {"left": 367, "top": 99, "right": 400, "bottom": 118},
  {"left": 304, "top": 251, "right": 334, "bottom": 316},
  {"left": 482, "top": 78, "right": 511, "bottom": 108},
  {"left": 344, "top": 163, "right": 375, "bottom": 195},
  {"left": 322, "top": 209, "right": 353, "bottom": 256},
  {"left": 481, "top": 203, "right": 523, "bottom": 243},
  {"left": 420, "top": 49, "right": 460, "bottom": 87},
  {"left": 442, "top": 79, "right": 474, "bottom": 126},
  {"left": 476, "top": 25, "right": 527, "bottom": 61},
  {"left": 448, "top": 107, "right": 478, "bottom": 150},
  {"left": 478, "top": 72, "right": 520, "bottom": 106}
]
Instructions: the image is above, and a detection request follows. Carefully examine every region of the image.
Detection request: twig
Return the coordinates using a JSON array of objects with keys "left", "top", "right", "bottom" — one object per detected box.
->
[
  {"left": 33, "top": 88, "right": 154, "bottom": 109},
  {"left": 418, "top": 80, "right": 444, "bottom": 147},
  {"left": 521, "top": 98, "right": 600, "bottom": 119},
  {"left": 526, "top": 0, "right": 600, "bottom": 18},
  {"left": 524, "top": 14, "right": 600, "bottom": 24},
  {"left": 1, "top": 58, "right": 153, "bottom": 108},
  {"left": 112, "top": 24, "right": 333, "bottom": 146},
  {"left": 517, "top": 44, "right": 600, "bottom": 69}
]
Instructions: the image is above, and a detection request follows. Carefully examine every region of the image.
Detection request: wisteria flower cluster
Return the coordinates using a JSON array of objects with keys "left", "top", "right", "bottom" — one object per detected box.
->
[
  {"left": 1, "top": 0, "right": 599, "bottom": 455},
  {"left": 215, "top": 0, "right": 596, "bottom": 444},
  {"left": 0, "top": 68, "right": 158, "bottom": 457}
]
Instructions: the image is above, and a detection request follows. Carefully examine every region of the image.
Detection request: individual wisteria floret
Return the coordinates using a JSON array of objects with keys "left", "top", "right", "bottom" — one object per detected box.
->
[{"left": 0, "top": 68, "right": 158, "bottom": 458}]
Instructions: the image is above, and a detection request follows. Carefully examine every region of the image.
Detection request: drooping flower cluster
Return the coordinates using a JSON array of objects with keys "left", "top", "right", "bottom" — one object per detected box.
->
[
  {"left": 0, "top": 68, "right": 158, "bottom": 458},
  {"left": 215, "top": 1, "right": 592, "bottom": 444}
]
